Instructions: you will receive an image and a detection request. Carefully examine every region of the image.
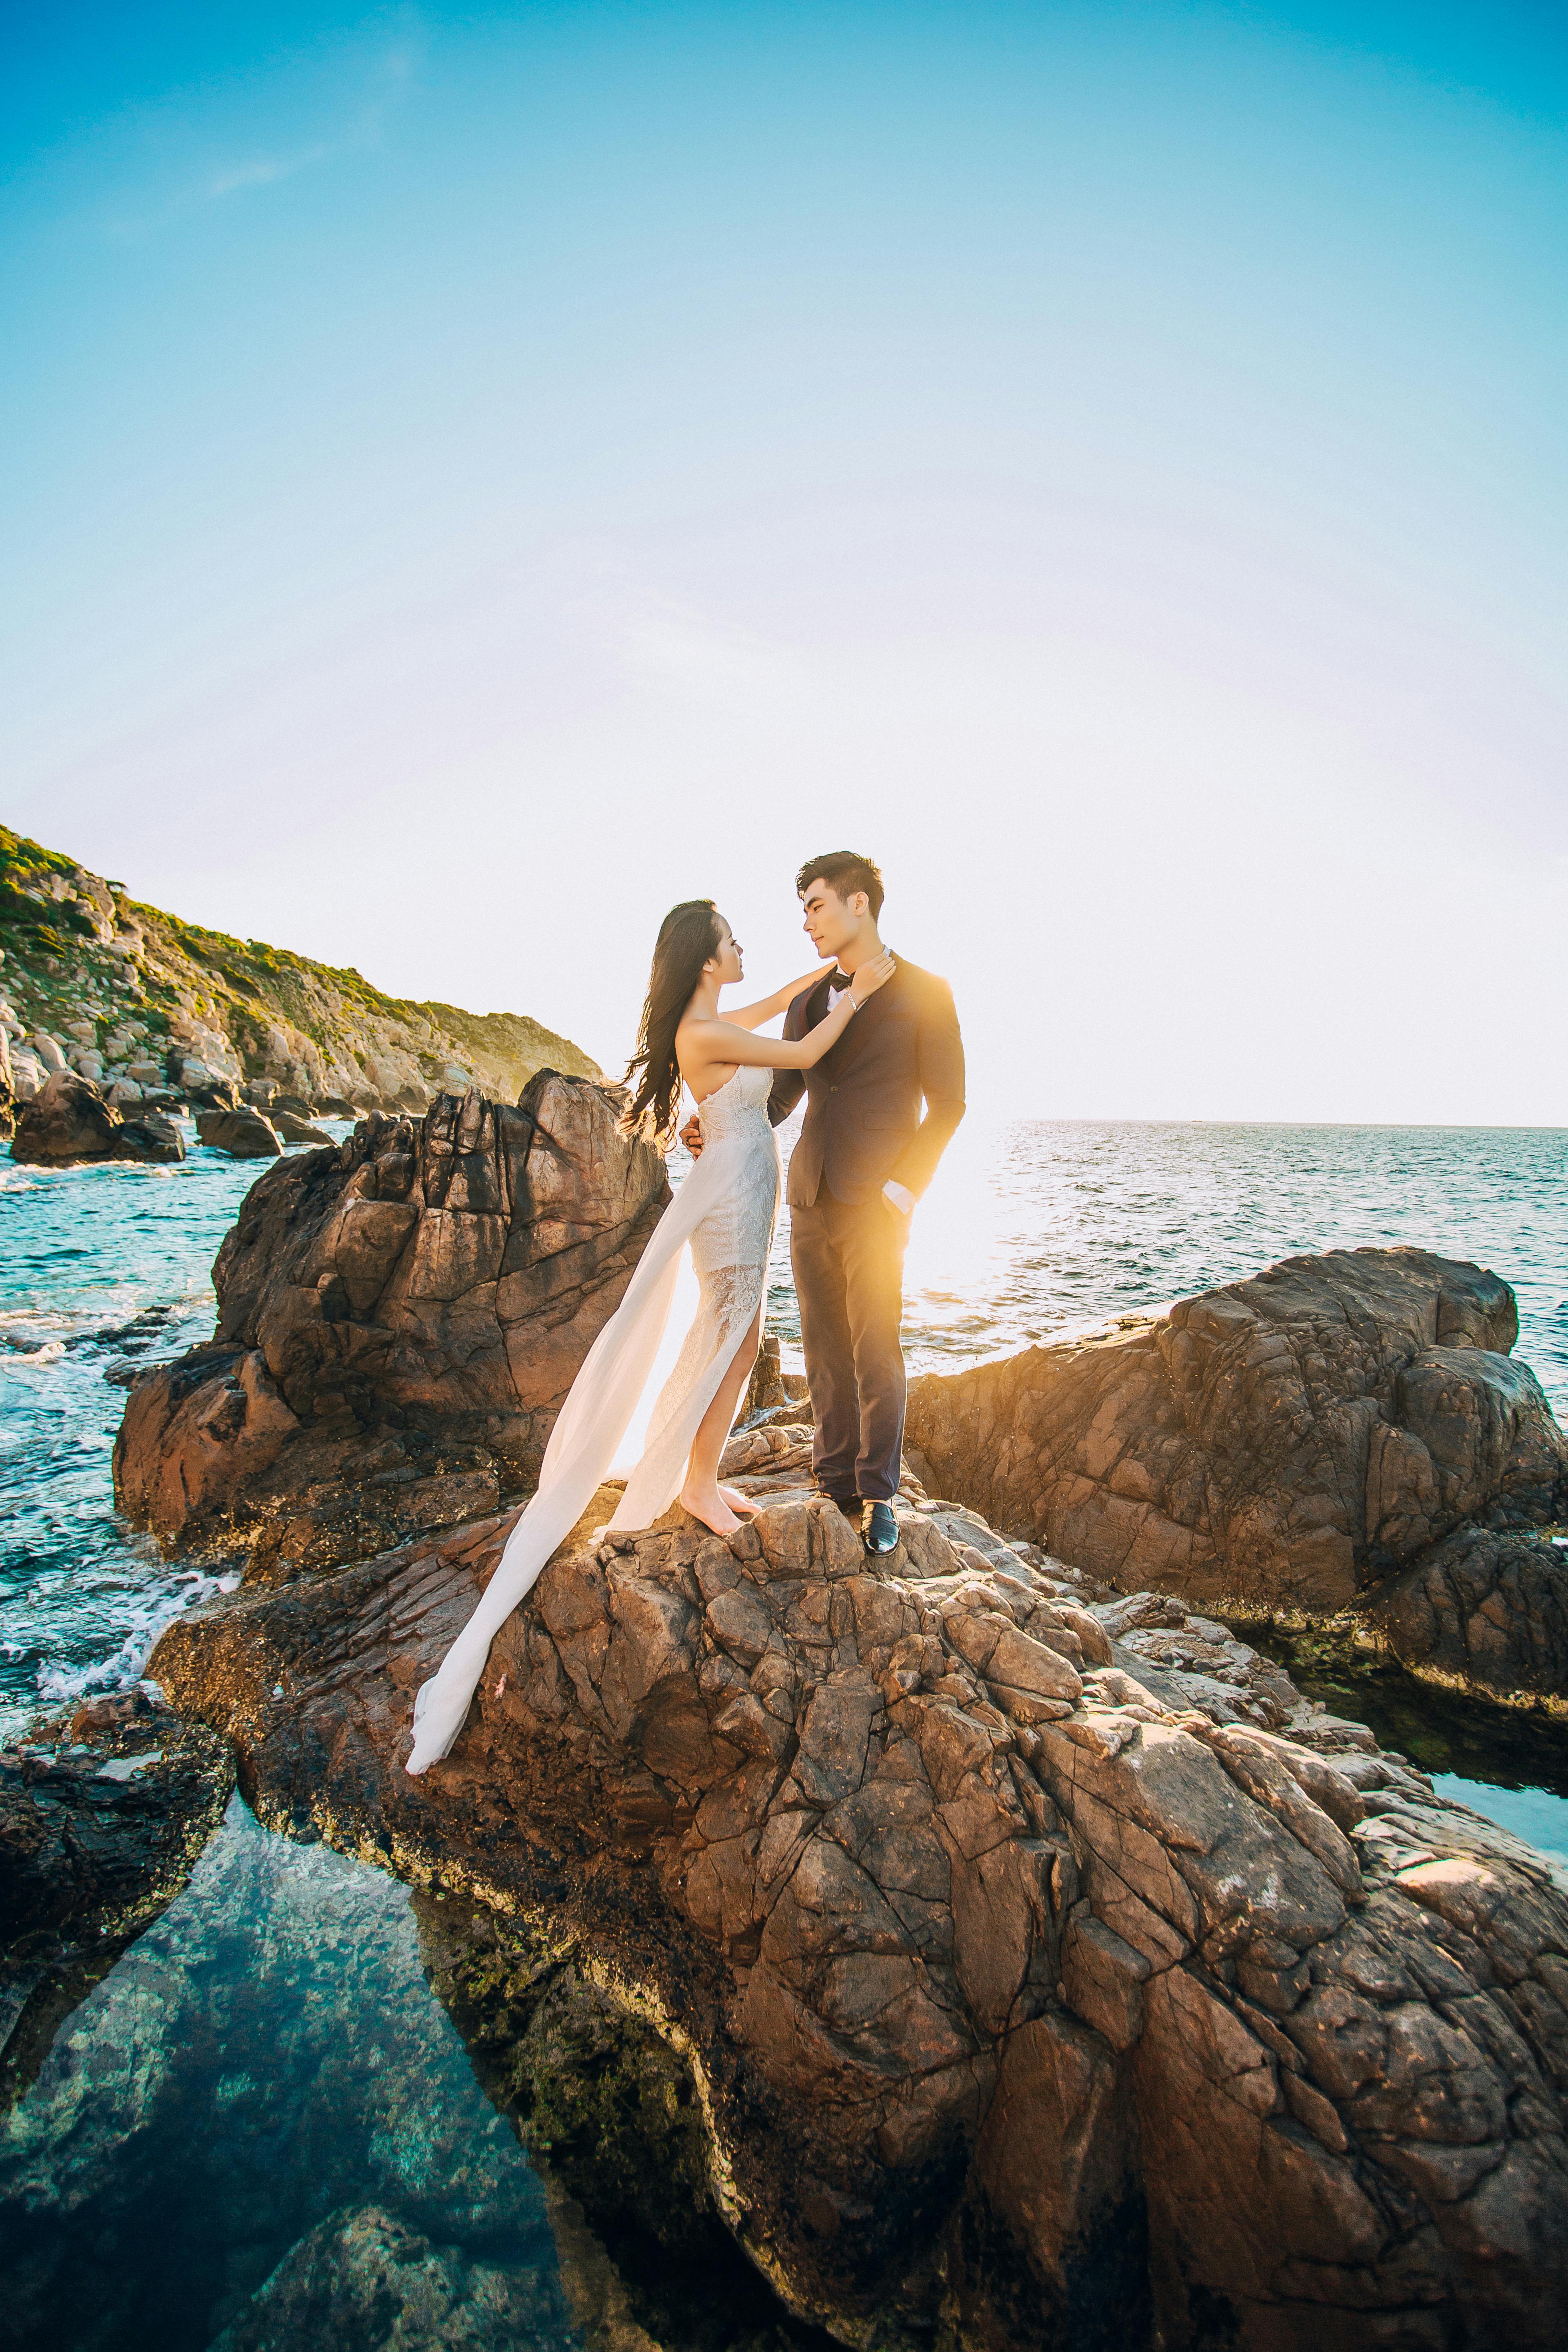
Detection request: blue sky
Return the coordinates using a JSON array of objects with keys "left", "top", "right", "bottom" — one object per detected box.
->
[{"left": 3, "top": 3, "right": 1565, "bottom": 1118}]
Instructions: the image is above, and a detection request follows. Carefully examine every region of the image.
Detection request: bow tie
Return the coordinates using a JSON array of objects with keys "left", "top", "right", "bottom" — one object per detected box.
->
[{"left": 828, "top": 970, "right": 853, "bottom": 994}]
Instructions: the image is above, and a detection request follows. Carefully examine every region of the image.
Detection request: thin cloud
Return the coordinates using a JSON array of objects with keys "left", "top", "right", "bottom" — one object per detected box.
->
[
  {"left": 106, "top": 30, "right": 421, "bottom": 237},
  {"left": 207, "top": 143, "right": 333, "bottom": 199}
]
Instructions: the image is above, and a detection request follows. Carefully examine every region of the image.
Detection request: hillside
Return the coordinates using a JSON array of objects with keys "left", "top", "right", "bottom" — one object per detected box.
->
[{"left": 0, "top": 826, "right": 599, "bottom": 1113}]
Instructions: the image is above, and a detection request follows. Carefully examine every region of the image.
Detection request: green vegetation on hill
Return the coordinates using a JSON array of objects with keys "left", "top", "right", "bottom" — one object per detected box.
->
[{"left": 0, "top": 824, "right": 599, "bottom": 1109}]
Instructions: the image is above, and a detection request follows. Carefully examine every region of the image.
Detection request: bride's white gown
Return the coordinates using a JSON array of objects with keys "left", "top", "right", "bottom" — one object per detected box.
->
[{"left": 405, "top": 1063, "right": 780, "bottom": 1773}]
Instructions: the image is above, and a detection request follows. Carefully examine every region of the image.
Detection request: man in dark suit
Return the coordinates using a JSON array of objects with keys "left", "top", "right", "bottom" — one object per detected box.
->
[{"left": 768, "top": 852, "right": 965, "bottom": 1552}]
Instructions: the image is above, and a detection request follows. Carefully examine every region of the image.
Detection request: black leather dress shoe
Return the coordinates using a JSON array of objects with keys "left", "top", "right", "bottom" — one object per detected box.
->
[{"left": 862, "top": 1501, "right": 899, "bottom": 1555}]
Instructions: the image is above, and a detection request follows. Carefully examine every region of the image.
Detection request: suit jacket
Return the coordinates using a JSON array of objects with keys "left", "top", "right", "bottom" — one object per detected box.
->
[{"left": 767, "top": 956, "right": 965, "bottom": 1209}]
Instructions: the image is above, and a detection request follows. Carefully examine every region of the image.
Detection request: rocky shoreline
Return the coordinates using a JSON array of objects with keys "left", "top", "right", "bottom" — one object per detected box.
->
[
  {"left": 905, "top": 1247, "right": 1568, "bottom": 1706},
  {"left": 147, "top": 1455, "right": 1568, "bottom": 2348},
  {"left": 7, "top": 1080, "right": 1568, "bottom": 2347},
  {"left": 0, "top": 822, "right": 597, "bottom": 1143}
]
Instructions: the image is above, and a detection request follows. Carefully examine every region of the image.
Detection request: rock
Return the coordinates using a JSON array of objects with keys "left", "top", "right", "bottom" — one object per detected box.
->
[
  {"left": 10, "top": 1068, "right": 183, "bottom": 1167},
  {"left": 9, "top": 1047, "right": 43, "bottom": 1101},
  {"left": 0, "top": 1696, "right": 233, "bottom": 2110},
  {"left": 104, "top": 1077, "right": 143, "bottom": 1107},
  {"left": 13, "top": 1068, "right": 120, "bottom": 1162},
  {"left": 125, "top": 1058, "right": 166, "bottom": 1085},
  {"left": 0, "top": 1029, "right": 12, "bottom": 1142},
  {"left": 115, "top": 1113, "right": 187, "bottom": 1165},
  {"left": 1365, "top": 1524, "right": 1568, "bottom": 1699},
  {"left": 208, "top": 2205, "right": 561, "bottom": 2351},
  {"left": 741, "top": 1332, "right": 811, "bottom": 1421},
  {"left": 113, "top": 1077, "right": 669, "bottom": 1569},
  {"left": 196, "top": 1105, "right": 285, "bottom": 1158},
  {"left": 272, "top": 1108, "right": 336, "bottom": 1146},
  {"left": 905, "top": 1248, "right": 1568, "bottom": 1698},
  {"left": 27, "top": 1033, "right": 66, "bottom": 1073},
  {"left": 150, "top": 1456, "right": 1568, "bottom": 2348}
]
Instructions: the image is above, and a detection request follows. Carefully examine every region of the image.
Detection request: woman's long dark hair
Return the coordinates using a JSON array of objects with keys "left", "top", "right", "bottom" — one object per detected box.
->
[{"left": 621, "top": 899, "right": 724, "bottom": 1142}]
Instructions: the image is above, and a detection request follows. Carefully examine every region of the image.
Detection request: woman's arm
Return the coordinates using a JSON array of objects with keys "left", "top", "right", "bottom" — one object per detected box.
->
[
  {"left": 722, "top": 963, "right": 837, "bottom": 1033},
  {"left": 679, "top": 954, "right": 895, "bottom": 1093}
]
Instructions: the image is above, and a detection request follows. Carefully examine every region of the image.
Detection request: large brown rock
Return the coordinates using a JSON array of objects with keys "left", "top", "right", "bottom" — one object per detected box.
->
[
  {"left": 9, "top": 1068, "right": 182, "bottom": 1165},
  {"left": 904, "top": 1248, "right": 1568, "bottom": 1695},
  {"left": 114, "top": 1076, "right": 668, "bottom": 1569},
  {"left": 150, "top": 1455, "right": 1568, "bottom": 2349}
]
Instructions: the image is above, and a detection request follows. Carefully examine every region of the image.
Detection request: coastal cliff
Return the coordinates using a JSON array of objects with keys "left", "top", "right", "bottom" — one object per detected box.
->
[{"left": 0, "top": 824, "right": 597, "bottom": 1116}]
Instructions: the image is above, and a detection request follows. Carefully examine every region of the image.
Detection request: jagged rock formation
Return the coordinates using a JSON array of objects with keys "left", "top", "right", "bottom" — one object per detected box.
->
[
  {"left": 10, "top": 1068, "right": 185, "bottom": 1166},
  {"left": 0, "top": 1693, "right": 233, "bottom": 2111},
  {"left": 0, "top": 822, "right": 597, "bottom": 1117},
  {"left": 114, "top": 1076, "right": 668, "bottom": 1573},
  {"left": 149, "top": 1444, "right": 1568, "bottom": 2350},
  {"left": 904, "top": 1249, "right": 1568, "bottom": 1699}
]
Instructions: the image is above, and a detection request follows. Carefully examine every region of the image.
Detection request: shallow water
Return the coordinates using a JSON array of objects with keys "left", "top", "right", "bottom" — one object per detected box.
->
[
  {"left": 4, "top": 1116, "right": 1568, "bottom": 2348},
  {"left": 0, "top": 1793, "right": 575, "bottom": 2352}
]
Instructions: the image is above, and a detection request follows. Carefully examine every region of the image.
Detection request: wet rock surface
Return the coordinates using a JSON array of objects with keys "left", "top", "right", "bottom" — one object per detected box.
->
[
  {"left": 904, "top": 1247, "right": 1568, "bottom": 1696},
  {"left": 112, "top": 1075, "right": 669, "bottom": 1572},
  {"left": 149, "top": 1447, "right": 1568, "bottom": 2350},
  {"left": 0, "top": 1690, "right": 232, "bottom": 2111}
]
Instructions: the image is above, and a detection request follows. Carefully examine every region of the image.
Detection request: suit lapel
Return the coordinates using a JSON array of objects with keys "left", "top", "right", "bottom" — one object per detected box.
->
[{"left": 826, "top": 958, "right": 906, "bottom": 1078}]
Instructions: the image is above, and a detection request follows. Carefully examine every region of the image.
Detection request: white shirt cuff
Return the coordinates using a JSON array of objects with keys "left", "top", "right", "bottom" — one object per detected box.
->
[{"left": 882, "top": 1179, "right": 915, "bottom": 1215}]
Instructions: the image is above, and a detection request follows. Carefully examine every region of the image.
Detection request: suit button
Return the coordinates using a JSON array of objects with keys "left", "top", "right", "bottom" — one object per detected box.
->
[{"left": 829, "top": 1085, "right": 837, "bottom": 1093}]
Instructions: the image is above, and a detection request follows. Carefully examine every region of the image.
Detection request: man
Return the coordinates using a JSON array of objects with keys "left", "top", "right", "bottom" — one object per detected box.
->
[{"left": 768, "top": 851, "right": 965, "bottom": 1553}]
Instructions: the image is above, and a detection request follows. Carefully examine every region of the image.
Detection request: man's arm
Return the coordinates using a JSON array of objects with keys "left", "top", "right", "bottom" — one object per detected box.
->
[{"left": 888, "top": 978, "right": 964, "bottom": 1200}]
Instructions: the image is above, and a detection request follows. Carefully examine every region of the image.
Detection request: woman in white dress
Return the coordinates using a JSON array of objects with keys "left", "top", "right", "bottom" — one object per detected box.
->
[{"left": 405, "top": 898, "right": 893, "bottom": 1773}]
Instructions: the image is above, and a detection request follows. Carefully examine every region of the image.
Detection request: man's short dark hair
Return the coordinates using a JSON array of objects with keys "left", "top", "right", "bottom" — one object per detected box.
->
[{"left": 795, "top": 851, "right": 884, "bottom": 920}]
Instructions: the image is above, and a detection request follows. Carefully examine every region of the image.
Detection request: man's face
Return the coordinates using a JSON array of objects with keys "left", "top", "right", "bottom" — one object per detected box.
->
[{"left": 800, "top": 879, "right": 866, "bottom": 962}]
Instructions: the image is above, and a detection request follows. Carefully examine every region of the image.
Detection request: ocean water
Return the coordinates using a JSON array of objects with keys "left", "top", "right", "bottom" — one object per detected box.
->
[
  {"left": 3, "top": 1117, "right": 1567, "bottom": 2350},
  {"left": 768, "top": 1117, "right": 1568, "bottom": 1415}
]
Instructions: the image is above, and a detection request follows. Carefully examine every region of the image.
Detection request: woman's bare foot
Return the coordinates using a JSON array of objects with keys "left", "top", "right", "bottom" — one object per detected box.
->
[
  {"left": 719, "top": 1484, "right": 759, "bottom": 1517},
  {"left": 680, "top": 1481, "right": 742, "bottom": 1536}
]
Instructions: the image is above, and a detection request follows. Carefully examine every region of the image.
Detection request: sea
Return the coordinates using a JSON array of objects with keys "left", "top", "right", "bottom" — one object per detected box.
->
[{"left": 2, "top": 1114, "right": 1566, "bottom": 2349}]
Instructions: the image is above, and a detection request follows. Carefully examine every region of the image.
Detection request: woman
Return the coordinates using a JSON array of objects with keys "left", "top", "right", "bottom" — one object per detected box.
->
[{"left": 405, "top": 899, "right": 893, "bottom": 1773}]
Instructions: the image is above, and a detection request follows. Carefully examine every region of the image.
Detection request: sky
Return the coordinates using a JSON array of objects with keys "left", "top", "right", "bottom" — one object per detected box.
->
[{"left": 3, "top": 2, "right": 1566, "bottom": 1122}]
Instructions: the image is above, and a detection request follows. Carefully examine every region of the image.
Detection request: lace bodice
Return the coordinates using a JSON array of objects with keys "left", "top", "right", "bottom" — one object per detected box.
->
[{"left": 696, "top": 1061, "right": 775, "bottom": 1141}]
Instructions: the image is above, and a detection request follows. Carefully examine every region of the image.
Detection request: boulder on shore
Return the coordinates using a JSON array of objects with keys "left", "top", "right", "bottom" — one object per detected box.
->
[
  {"left": 149, "top": 1452, "right": 1568, "bottom": 2350},
  {"left": 196, "top": 1106, "right": 284, "bottom": 1159},
  {"left": 10, "top": 1069, "right": 183, "bottom": 1166},
  {"left": 905, "top": 1248, "right": 1568, "bottom": 1698},
  {"left": 114, "top": 1076, "right": 669, "bottom": 1572},
  {"left": 271, "top": 1108, "right": 336, "bottom": 1146}
]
